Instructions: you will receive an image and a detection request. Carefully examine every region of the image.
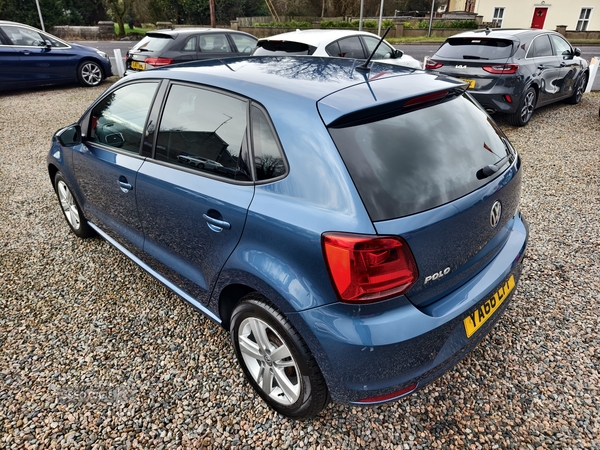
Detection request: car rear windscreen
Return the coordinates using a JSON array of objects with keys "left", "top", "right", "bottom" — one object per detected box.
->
[
  {"left": 132, "top": 34, "right": 173, "bottom": 52},
  {"left": 253, "top": 41, "right": 316, "bottom": 55},
  {"left": 434, "top": 38, "right": 514, "bottom": 60},
  {"left": 328, "top": 94, "right": 514, "bottom": 221}
]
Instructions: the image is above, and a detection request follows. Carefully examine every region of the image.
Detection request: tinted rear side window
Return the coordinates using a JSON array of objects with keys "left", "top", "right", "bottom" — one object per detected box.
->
[
  {"left": 435, "top": 38, "right": 514, "bottom": 60},
  {"left": 328, "top": 95, "right": 513, "bottom": 221},
  {"left": 253, "top": 40, "right": 316, "bottom": 55}
]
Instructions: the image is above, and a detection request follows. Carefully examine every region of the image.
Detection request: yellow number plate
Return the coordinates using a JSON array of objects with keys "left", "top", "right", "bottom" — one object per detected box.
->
[
  {"left": 464, "top": 275, "right": 515, "bottom": 338},
  {"left": 461, "top": 78, "right": 476, "bottom": 89},
  {"left": 131, "top": 61, "right": 146, "bottom": 70}
]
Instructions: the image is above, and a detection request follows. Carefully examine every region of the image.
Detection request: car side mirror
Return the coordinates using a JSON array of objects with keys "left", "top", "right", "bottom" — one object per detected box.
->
[
  {"left": 56, "top": 125, "right": 82, "bottom": 146},
  {"left": 573, "top": 47, "right": 581, "bottom": 57},
  {"left": 395, "top": 49, "right": 404, "bottom": 59}
]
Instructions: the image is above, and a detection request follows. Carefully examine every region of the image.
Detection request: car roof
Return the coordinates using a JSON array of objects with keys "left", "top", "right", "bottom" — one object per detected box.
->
[
  {"left": 258, "top": 29, "right": 384, "bottom": 46},
  {"left": 447, "top": 28, "right": 557, "bottom": 42},
  {"left": 119, "top": 56, "right": 465, "bottom": 125},
  {"left": 146, "top": 28, "right": 251, "bottom": 37}
]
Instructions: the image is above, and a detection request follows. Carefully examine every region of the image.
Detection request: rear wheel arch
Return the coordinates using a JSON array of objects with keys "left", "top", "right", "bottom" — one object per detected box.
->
[{"left": 218, "top": 283, "right": 255, "bottom": 330}]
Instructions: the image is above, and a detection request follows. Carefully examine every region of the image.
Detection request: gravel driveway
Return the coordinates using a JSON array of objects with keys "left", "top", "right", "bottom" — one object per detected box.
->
[{"left": 1, "top": 80, "right": 599, "bottom": 449}]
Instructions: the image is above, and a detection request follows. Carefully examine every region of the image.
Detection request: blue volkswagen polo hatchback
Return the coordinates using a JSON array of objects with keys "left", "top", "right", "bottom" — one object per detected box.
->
[{"left": 47, "top": 56, "right": 528, "bottom": 419}]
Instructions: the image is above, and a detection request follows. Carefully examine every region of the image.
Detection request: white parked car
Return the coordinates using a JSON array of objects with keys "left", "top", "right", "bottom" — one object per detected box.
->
[{"left": 253, "top": 29, "right": 422, "bottom": 69}]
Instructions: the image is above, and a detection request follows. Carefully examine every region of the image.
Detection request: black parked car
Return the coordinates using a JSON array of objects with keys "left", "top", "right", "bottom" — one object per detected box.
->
[
  {"left": 425, "top": 28, "right": 589, "bottom": 126},
  {"left": 125, "top": 28, "right": 258, "bottom": 75}
]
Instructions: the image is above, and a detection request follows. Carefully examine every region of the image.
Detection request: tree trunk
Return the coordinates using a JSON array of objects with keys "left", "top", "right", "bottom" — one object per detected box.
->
[{"left": 116, "top": 15, "right": 126, "bottom": 37}]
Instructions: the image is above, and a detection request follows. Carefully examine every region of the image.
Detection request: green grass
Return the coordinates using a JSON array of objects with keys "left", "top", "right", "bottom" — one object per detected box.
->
[{"left": 113, "top": 23, "right": 151, "bottom": 36}]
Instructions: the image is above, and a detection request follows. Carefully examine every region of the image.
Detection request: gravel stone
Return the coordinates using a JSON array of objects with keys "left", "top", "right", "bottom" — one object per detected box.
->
[{"left": 1, "top": 80, "right": 599, "bottom": 449}]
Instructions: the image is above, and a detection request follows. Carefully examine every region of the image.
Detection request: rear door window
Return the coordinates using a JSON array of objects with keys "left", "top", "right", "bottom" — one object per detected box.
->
[
  {"left": 154, "top": 84, "right": 250, "bottom": 180},
  {"left": 527, "top": 35, "right": 553, "bottom": 58},
  {"left": 435, "top": 38, "right": 514, "bottom": 60},
  {"left": 328, "top": 94, "right": 514, "bottom": 221},
  {"left": 199, "top": 34, "right": 232, "bottom": 53},
  {"left": 336, "top": 36, "right": 366, "bottom": 59}
]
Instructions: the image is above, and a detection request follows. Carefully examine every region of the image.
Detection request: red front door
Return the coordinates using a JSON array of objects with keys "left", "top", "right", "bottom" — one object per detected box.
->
[{"left": 531, "top": 7, "right": 548, "bottom": 29}]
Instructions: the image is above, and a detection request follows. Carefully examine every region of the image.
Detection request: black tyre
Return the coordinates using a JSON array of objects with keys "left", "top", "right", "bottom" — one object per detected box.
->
[
  {"left": 77, "top": 60, "right": 103, "bottom": 87},
  {"left": 506, "top": 87, "right": 537, "bottom": 127},
  {"left": 54, "top": 172, "right": 95, "bottom": 238},
  {"left": 230, "top": 294, "right": 329, "bottom": 419},
  {"left": 565, "top": 72, "right": 587, "bottom": 105}
]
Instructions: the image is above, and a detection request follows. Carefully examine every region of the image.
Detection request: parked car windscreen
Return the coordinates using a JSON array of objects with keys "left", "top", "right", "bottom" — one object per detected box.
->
[
  {"left": 253, "top": 41, "right": 316, "bottom": 55},
  {"left": 131, "top": 34, "right": 173, "bottom": 52},
  {"left": 328, "top": 94, "right": 514, "bottom": 221},
  {"left": 434, "top": 38, "right": 515, "bottom": 60}
]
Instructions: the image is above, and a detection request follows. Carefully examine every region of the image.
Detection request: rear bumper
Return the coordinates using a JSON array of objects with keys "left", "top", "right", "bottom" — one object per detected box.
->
[
  {"left": 295, "top": 212, "right": 528, "bottom": 404},
  {"left": 470, "top": 91, "right": 520, "bottom": 114}
]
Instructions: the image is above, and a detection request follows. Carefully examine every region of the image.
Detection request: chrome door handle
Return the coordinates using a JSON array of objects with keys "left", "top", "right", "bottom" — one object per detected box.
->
[
  {"left": 118, "top": 175, "right": 132, "bottom": 192},
  {"left": 203, "top": 214, "right": 231, "bottom": 232}
]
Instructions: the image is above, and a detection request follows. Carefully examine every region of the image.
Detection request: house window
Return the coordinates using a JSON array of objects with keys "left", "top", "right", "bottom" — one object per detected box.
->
[
  {"left": 492, "top": 7, "right": 505, "bottom": 27},
  {"left": 576, "top": 8, "right": 592, "bottom": 31}
]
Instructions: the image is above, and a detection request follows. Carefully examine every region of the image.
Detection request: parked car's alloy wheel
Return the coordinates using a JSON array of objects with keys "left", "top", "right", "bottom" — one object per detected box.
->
[
  {"left": 54, "top": 172, "right": 95, "bottom": 238},
  {"left": 507, "top": 87, "right": 536, "bottom": 127},
  {"left": 77, "top": 61, "right": 103, "bottom": 87},
  {"left": 566, "top": 73, "right": 588, "bottom": 105},
  {"left": 230, "top": 294, "right": 329, "bottom": 419}
]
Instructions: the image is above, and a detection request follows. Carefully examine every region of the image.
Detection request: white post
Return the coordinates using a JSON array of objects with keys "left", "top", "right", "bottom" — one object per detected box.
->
[{"left": 113, "top": 49, "right": 125, "bottom": 77}]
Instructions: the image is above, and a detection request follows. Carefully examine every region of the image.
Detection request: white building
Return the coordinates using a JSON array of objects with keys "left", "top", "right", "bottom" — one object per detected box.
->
[{"left": 472, "top": 0, "right": 598, "bottom": 31}]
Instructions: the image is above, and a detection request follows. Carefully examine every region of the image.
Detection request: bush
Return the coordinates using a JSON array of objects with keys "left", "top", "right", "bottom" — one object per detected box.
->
[
  {"left": 254, "top": 20, "right": 312, "bottom": 28},
  {"left": 320, "top": 19, "right": 396, "bottom": 29},
  {"left": 413, "top": 20, "right": 478, "bottom": 29}
]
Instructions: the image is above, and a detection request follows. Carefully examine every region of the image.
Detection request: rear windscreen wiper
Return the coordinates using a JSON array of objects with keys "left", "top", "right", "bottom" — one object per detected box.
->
[{"left": 477, "top": 155, "right": 511, "bottom": 179}]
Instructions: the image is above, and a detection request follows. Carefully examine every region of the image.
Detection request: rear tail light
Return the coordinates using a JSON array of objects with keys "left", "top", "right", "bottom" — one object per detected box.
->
[
  {"left": 322, "top": 233, "right": 418, "bottom": 303},
  {"left": 425, "top": 59, "right": 443, "bottom": 70},
  {"left": 482, "top": 64, "right": 519, "bottom": 75},
  {"left": 145, "top": 57, "right": 174, "bottom": 67},
  {"left": 404, "top": 90, "right": 448, "bottom": 107},
  {"left": 357, "top": 383, "right": 418, "bottom": 403}
]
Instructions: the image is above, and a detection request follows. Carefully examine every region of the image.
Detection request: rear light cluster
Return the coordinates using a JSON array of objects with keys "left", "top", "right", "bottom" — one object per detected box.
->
[
  {"left": 425, "top": 59, "right": 443, "bottom": 70},
  {"left": 322, "top": 233, "right": 418, "bottom": 303},
  {"left": 145, "top": 57, "right": 174, "bottom": 67},
  {"left": 482, "top": 64, "right": 519, "bottom": 75}
]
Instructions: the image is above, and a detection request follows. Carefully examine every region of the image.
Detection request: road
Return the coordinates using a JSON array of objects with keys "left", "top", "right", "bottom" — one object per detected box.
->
[{"left": 78, "top": 40, "right": 600, "bottom": 90}]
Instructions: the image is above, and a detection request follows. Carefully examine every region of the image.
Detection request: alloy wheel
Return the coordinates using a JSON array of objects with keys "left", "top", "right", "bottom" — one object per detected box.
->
[
  {"left": 237, "top": 317, "right": 301, "bottom": 405},
  {"left": 57, "top": 180, "right": 81, "bottom": 230},
  {"left": 81, "top": 62, "right": 102, "bottom": 86},
  {"left": 520, "top": 90, "right": 535, "bottom": 123}
]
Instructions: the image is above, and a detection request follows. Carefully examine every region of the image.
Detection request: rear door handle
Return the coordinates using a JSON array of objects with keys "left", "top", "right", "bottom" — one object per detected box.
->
[
  {"left": 203, "top": 214, "right": 231, "bottom": 232},
  {"left": 118, "top": 175, "right": 133, "bottom": 192}
]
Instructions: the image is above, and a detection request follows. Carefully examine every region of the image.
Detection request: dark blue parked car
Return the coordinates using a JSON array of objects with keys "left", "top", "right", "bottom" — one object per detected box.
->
[
  {"left": 0, "top": 20, "right": 112, "bottom": 90},
  {"left": 47, "top": 56, "right": 528, "bottom": 419}
]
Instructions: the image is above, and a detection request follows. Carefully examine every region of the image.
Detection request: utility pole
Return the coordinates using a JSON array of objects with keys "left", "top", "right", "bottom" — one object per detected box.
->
[{"left": 210, "top": 0, "right": 216, "bottom": 27}]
